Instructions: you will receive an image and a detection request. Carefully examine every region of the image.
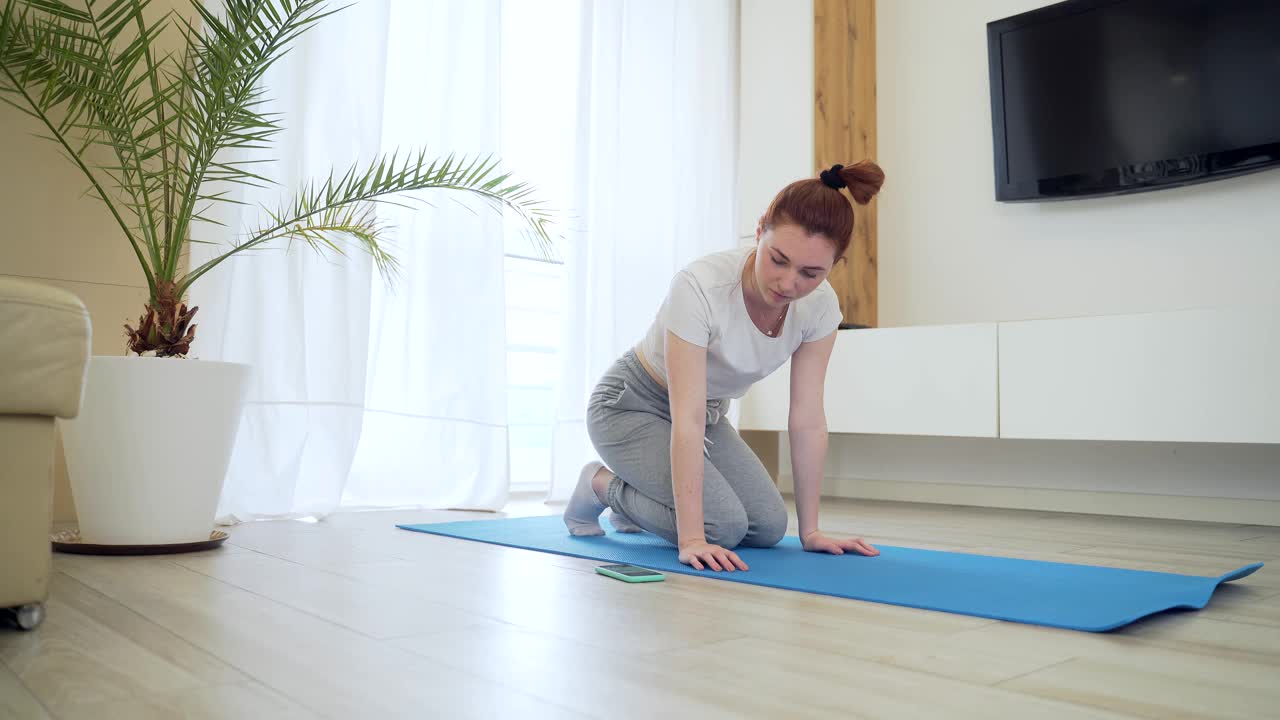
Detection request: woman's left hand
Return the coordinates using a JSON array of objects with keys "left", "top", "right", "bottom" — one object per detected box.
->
[{"left": 802, "top": 530, "right": 880, "bottom": 556}]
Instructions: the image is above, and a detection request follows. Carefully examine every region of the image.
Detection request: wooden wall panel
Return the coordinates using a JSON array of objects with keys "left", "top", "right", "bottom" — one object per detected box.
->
[{"left": 814, "top": 0, "right": 877, "bottom": 327}]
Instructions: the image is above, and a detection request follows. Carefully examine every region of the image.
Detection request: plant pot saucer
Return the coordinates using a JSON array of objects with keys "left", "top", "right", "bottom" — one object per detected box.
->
[{"left": 51, "top": 528, "right": 229, "bottom": 556}]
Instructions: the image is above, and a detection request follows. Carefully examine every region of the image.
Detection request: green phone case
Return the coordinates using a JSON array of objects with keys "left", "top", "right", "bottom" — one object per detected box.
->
[{"left": 595, "top": 564, "right": 665, "bottom": 583}]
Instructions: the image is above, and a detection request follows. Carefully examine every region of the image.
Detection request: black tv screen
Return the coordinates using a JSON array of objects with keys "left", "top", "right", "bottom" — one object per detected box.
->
[{"left": 987, "top": 0, "right": 1280, "bottom": 202}]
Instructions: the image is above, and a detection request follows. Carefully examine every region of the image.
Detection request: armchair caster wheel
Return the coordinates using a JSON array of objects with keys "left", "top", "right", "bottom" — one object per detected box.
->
[{"left": 3, "top": 603, "right": 45, "bottom": 631}]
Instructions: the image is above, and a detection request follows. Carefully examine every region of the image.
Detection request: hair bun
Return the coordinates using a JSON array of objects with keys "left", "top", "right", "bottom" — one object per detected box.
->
[
  {"left": 840, "top": 160, "right": 885, "bottom": 205},
  {"left": 819, "top": 164, "right": 847, "bottom": 190}
]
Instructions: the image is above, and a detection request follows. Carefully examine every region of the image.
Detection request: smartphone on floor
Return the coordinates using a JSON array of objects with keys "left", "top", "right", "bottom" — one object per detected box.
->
[{"left": 595, "top": 563, "right": 665, "bottom": 583}]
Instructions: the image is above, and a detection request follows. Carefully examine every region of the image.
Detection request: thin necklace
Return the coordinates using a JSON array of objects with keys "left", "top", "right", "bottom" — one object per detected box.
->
[
  {"left": 748, "top": 252, "right": 786, "bottom": 336},
  {"left": 747, "top": 260, "right": 778, "bottom": 333},
  {"left": 766, "top": 305, "right": 786, "bottom": 336}
]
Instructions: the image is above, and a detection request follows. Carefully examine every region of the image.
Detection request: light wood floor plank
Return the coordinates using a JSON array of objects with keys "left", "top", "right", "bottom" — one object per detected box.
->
[
  {"left": 999, "top": 653, "right": 1280, "bottom": 719},
  {"left": 0, "top": 574, "right": 221, "bottom": 717},
  {"left": 0, "top": 661, "right": 51, "bottom": 720},
  {"left": 49, "top": 682, "right": 320, "bottom": 720},
  {"left": 661, "top": 635, "right": 1135, "bottom": 719},
  {"left": 1188, "top": 584, "right": 1280, "bottom": 628},
  {"left": 393, "top": 623, "right": 757, "bottom": 720},
  {"left": 54, "top": 554, "right": 588, "bottom": 719},
  {"left": 43, "top": 572, "right": 246, "bottom": 685},
  {"left": 172, "top": 551, "right": 507, "bottom": 640},
  {"left": 330, "top": 553, "right": 748, "bottom": 654},
  {"left": 3, "top": 496, "right": 1270, "bottom": 719},
  {"left": 1116, "top": 613, "right": 1280, "bottom": 667}
]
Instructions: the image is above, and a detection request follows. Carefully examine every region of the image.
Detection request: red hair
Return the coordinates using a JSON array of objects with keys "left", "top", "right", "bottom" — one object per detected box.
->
[{"left": 759, "top": 160, "right": 885, "bottom": 260}]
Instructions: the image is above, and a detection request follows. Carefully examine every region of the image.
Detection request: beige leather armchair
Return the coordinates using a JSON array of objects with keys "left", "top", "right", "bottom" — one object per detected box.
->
[{"left": 0, "top": 278, "right": 91, "bottom": 630}]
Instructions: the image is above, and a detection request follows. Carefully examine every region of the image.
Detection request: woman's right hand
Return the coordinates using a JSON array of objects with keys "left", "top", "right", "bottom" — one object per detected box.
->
[{"left": 678, "top": 539, "right": 749, "bottom": 572}]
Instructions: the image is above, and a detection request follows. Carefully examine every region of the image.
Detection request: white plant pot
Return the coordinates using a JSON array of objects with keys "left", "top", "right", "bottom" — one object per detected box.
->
[{"left": 59, "top": 356, "right": 251, "bottom": 545}]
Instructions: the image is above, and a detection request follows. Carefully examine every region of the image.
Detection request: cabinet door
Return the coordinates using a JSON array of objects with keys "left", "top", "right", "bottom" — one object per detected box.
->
[
  {"left": 738, "top": 323, "right": 999, "bottom": 437},
  {"left": 999, "top": 307, "right": 1280, "bottom": 443}
]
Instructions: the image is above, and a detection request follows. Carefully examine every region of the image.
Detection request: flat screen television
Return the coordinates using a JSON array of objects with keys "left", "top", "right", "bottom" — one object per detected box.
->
[{"left": 986, "top": 0, "right": 1280, "bottom": 202}]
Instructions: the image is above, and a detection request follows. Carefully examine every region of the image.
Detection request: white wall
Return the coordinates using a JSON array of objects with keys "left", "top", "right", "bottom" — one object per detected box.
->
[
  {"left": 877, "top": 0, "right": 1280, "bottom": 328},
  {"left": 0, "top": 0, "right": 193, "bottom": 524},
  {"left": 737, "top": 0, "right": 814, "bottom": 242},
  {"left": 741, "top": 0, "right": 1280, "bottom": 519}
]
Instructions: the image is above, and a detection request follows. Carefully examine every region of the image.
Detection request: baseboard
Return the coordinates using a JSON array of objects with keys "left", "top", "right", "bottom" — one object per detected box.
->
[{"left": 779, "top": 474, "right": 1280, "bottom": 526}]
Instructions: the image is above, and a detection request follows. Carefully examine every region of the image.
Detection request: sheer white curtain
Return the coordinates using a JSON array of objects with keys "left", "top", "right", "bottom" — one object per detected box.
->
[
  {"left": 547, "top": 0, "right": 741, "bottom": 502},
  {"left": 342, "top": 0, "right": 510, "bottom": 512},
  {"left": 190, "top": 0, "right": 510, "bottom": 521},
  {"left": 192, "top": 0, "right": 740, "bottom": 518}
]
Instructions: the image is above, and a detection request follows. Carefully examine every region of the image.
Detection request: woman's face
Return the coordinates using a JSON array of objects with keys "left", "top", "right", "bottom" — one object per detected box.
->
[{"left": 752, "top": 223, "right": 836, "bottom": 308}]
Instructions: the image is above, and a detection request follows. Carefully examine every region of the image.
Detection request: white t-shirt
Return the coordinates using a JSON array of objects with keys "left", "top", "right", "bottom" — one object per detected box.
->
[{"left": 638, "top": 246, "right": 843, "bottom": 400}]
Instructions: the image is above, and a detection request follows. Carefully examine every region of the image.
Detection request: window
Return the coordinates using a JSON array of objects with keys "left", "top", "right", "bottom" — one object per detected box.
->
[
  {"left": 499, "top": 0, "right": 580, "bottom": 493},
  {"left": 503, "top": 256, "right": 565, "bottom": 491}
]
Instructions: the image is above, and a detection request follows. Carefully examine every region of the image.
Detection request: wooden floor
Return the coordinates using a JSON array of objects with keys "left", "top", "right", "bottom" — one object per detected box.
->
[{"left": 2, "top": 497, "right": 1278, "bottom": 719}]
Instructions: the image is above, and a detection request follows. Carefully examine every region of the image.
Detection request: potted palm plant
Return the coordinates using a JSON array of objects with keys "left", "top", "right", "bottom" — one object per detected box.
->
[{"left": 0, "top": 0, "right": 554, "bottom": 547}]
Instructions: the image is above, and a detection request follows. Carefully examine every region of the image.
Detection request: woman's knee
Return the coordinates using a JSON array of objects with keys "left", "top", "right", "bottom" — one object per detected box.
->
[
  {"left": 739, "top": 500, "right": 788, "bottom": 548},
  {"left": 703, "top": 503, "right": 749, "bottom": 549}
]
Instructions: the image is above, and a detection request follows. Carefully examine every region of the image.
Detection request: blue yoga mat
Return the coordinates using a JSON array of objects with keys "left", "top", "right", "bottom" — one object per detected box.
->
[{"left": 396, "top": 515, "right": 1262, "bottom": 632}]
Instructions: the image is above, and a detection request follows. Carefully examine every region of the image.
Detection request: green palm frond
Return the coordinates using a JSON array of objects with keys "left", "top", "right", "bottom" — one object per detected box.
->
[
  {"left": 179, "top": 151, "right": 557, "bottom": 295},
  {"left": 0, "top": 0, "right": 558, "bottom": 355}
]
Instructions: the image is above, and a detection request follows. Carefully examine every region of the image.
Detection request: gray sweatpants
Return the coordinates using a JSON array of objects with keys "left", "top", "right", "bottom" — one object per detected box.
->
[{"left": 586, "top": 349, "right": 788, "bottom": 549}]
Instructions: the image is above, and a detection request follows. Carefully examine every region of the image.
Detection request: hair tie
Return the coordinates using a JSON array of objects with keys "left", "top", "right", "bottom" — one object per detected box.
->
[{"left": 820, "top": 164, "right": 846, "bottom": 190}]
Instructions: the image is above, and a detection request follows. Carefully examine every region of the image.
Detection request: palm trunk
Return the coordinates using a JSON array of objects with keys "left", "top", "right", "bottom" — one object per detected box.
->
[{"left": 124, "top": 281, "right": 199, "bottom": 357}]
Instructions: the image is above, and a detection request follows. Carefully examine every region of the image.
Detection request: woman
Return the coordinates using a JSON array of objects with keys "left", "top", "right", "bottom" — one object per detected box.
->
[{"left": 564, "top": 161, "right": 885, "bottom": 572}]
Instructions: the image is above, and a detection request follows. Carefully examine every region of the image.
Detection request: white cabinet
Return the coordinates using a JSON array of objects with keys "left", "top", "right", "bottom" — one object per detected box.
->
[
  {"left": 999, "top": 307, "right": 1280, "bottom": 444},
  {"left": 738, "top": 306, "right": 1279, "bottom": 445},
  {"left": 737, "top": 323, "right": 999, "bottom": 438}
]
